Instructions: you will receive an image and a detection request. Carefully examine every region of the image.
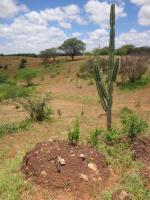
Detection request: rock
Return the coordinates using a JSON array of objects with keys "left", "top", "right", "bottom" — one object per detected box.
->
[
  {"left": 98, "top": 177, "right": 102, "bottom": 181},
  {"left": 41, "top": 171, "right": 47, "bottom": 176},
  {"left": 118, "top": 191, "right": 131, "bottom": 200},
  {"left": 80, "top": 173, "right": 89, "bottom": 182},
  {"left": 58, "top": 157, "right": 66, "bottom": 166},
  {"left": 88, "top": 162, "right": 98, "bottom": 174},
  {"left": 78, "top": 153, "right": 85, "bottom": 160},
  {"left": 69, "top": 154, "right": 75, "bottom": 157}
]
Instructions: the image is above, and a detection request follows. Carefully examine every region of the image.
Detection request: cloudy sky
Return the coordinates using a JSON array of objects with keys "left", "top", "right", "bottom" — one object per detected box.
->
[{"left": 0, "top": 0, "right": 150, "bottom": 54}]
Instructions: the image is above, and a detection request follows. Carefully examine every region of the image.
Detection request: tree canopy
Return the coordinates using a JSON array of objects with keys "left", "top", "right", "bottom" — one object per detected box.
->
[{"left": 59, "top": 38, "right": 86, "bottom": 60}]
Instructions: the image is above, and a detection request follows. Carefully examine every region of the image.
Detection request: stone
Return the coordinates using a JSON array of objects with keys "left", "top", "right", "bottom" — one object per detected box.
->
[
  {"left": 78, "top": 153, "right": 85, "bottom": 160},
  {"left": 41, "top": 171, "right": 47, "bottom": 176},
  {"left": 69, "top": 154, "right": 75, "bottom": 157},
  {"left": 118, "top": 191, "right": 131, "bottom": 200},
  {"left": 88, "top": 162, "right": 98, "bottom": 174},
  {"left": 58, "top": 157, "right": 66, "bottom": 166},
  {"left": 80, "top": 173, "right": 89, "bottom": 182}
]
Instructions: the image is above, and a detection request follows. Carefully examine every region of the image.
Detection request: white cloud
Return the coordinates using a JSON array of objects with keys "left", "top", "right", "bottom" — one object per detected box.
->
[
  {"left": 130, "top": 0, "right": 150, "bottom": 5},
  {"left": 138, "top": 5, "right": 150, "bottom": 25},
  {"left": 116, "top": 29, "right": 150, "bottom": 47},
  {"left": 0, "top": 15, "right": 66, "bottom": 54},
  {"left": 84, "top": 28, "right": 109, "bottom": 50},
  {"left": 130, "top": 0, "right": 150, "bottom": 26},
  {"left": 72, "top": 32, "right": 82, "bottom": 37},
  {"left": 40, "top": 4, "right": 86, "bottom": 29},
  {"left": 85, "top": 0, "right": 126, "bottom": 27},
  {"left": 0, "top": 0, "right": 28, "bottom": 18}
]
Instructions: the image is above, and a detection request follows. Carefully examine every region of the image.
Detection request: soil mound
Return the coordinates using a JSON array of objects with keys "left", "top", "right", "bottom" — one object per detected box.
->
[{"left": 21, "top": 140, "right": 110, "bottom": 199}]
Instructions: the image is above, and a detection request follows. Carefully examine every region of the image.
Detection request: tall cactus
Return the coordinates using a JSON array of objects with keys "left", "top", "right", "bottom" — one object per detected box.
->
[{"left": 94, "top": 4, "right": 119, "bottom": 130}]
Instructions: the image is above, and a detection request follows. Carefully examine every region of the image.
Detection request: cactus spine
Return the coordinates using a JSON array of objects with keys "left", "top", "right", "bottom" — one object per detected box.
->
[{"left": 94, "top": 4, "right": 119, "bottom": 130}]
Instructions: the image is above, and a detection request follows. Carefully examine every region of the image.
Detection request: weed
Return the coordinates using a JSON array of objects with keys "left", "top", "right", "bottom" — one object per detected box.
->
[
  {"left": 123, "top": 172, "right": 150, "bottom": 200},
  {"left": 87, "top": 128, "right": 102, "bottom": 148},
  {"left": 68, "top": 120, "right": 80, "bottom": 145},
  {"left": 120, "top": 108, "right": 148, "bottom": 141},
  {"left": 16, "top": 68, "right": 39, "bottom": 86},
  {"left": 0, "top": 119, "right": 31, "bottom": 138},
  {"left": 0, "top": 153, "right": 31, "bottom": 200},
  {"left": 21, "top": 96, "right": 53, "bottom": 121},
  {"left": 105, "top": 128, "right": 121, "bottom": 144}
]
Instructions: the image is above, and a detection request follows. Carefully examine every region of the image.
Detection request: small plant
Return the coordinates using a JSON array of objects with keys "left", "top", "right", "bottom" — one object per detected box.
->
[
  {"left": 21, "top": 96, "right": 53, "bottom": 121},
  {"left": 105, "top": 128, "right": 120, "bottom": 144},
  {"left": 81, "top": 108, "right": 84, "bottom": 118},
  {"left": 19, "top": 58, "right": 27, "bottom": 69},
  {"left": 120, "top": 108, "right": 148, "bottom": 141},
  {"left": 0, "top": 73, "right": 8, "bottom": 84},
  {"left": 68, "top": 120, "right": 80, "bottom": 145},
  {"left": 57, "top": 109, "right": 62, "bottom": 118},
  {"left": 0, "top": 119, "right": 30, "bottom": 138},
  {"left": 16, "top": 68, "right": 38, "bottom": 86},
  {"left": 87, "top": 128, "right": 102, "bottom": 148}
]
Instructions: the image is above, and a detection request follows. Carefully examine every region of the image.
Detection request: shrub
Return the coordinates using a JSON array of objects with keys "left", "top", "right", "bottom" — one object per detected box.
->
[
  {"left": 0, "top": 120, "right": 30, "bottom": 137},
  {"left": 0, "top": 74, "right": 8, "bottom": 84},
  {"left": 16, "top": 68, "right": 38, "bottom": 86},
  {"left": 87, "top": 128, "right": 102, "bottom": 148},
  {"left": 68, "top": 120, "right": 80, "bottom": 145},
  {"left": 120, "top": 108, "right": 148, "bottom": 141},
  {"left": 0, "top": 84, "right": 32, "bottom": 99},
  {"left": 19, "top": 58, "right": 27, "bottom": 69},
  {"left": 119, "top": 56, "right": 148, "bottom": 84},
  {"left": 21, "top": 96, "right": 53, "bottom": 121},
  {"left": 105, "top": 128, "right": 120, "bottom": 144}
]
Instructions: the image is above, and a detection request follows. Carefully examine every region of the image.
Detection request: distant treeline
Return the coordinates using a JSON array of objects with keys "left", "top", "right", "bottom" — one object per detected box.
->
[
  {"left": 87, "top": 45, "right": 150, "bottom": 56},
  {"left": 0, "top": 53, "right": 38, "bottom": 57}
]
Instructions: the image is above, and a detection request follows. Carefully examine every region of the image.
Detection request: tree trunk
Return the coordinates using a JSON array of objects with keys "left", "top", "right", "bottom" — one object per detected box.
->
[
  {"left": 71, "top": 55, "right": 74, "bottom": 61},
  {"left": 107, "top": 107, "right": 112, "bottom": 130}
]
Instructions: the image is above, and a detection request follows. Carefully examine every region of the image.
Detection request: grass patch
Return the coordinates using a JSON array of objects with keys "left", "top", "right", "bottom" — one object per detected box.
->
[
  {"left": 0, "top": 119, "right": 31, "bottom": 138},
  {"left": 0, "top": 84, "right": 33, "bottom": 100},
  {"left": 118, "top": 74, "right": 150, "bottom": 90},
  {"left": 0, "top": 153, "right": 31, "bottom": 200}
]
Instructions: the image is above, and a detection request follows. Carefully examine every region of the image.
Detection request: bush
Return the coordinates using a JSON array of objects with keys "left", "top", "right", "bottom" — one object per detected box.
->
[
  {"left": 0, "top": 84, "right": 32, "bottom": 99},
  {"left": 120, "top": 108, "right": 148, "bottom": 141},
  {"left": 87, "top": 128, "right": 102, "bottom": 148},
  {"left": 0, "top": 120, "right": 30, "bottom": 137},
  {"left": 119, "top": 56, "right": 148, "bottom": 84},
  {"left": 0, "top": 74, "right": 8, "bottom": 84},
  {"left": 19, "top": 58, "right": 27, "bottom": 69},
  {"left": 16, "top": 68, "right": 38, "bottom": 86},
  {"left": 21, "top": 96, "right": 53, "bottom": 121},
  {"left": 105, "top": 128, "right": 120, "bottom": 144},
  {"left": 68, "top": 120, "right": 80, "bottom": 145}
]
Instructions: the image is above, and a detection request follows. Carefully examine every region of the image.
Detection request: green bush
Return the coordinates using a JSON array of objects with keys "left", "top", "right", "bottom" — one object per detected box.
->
[
  {"left": 105, "top": 128, "right": 120, "bottom": 144},
  {"left": 21, "top": 96, "right": 53, "bottom": 121},
  {"left": 87, "top": 128, "right": 102, "bottom": 148},
  {"left": 16, "top": 68, "right": 38, "bottom": 86},
  {"left": 0, "top": 120, "right": 30, "bottom": 138},
  {"left": 120, "top": 108, "right": 148, "bottom": 141},
  {"left": 68, "top": 120, "right": 80, "bottom": 145},
  {"left": 0, "top": 74, "right": 8, "bottom": 84},
  {"left": 0, "top": 84, "right": 32, "bottom": 99},
  {"left": 18, "top": 58, "right": 27, "bottom": 69}
]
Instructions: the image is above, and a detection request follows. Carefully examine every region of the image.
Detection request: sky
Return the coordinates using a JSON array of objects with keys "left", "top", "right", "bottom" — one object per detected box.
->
[{"left": 0, "top": 0, "right": 150, "bottom": 54}]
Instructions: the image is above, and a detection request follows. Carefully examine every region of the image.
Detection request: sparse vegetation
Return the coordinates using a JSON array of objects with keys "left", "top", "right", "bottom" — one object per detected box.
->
[
  {"left": 16, "top": 68, "right": 39, "bottom": 86},
  {"left": 21, "top": 96, "right": 53, "bottom": 121},
  {"left": 87, "top": 128, "right": 102, "bottom": 148},
  {"left": 120, "top": 108, "right": 148, "bottom": 141},
  {"left": 68, "top": 120, "right": 80, "bottom": 145},
  {"left": 19, "top": 58, "right": 27, "bottom": 69}
]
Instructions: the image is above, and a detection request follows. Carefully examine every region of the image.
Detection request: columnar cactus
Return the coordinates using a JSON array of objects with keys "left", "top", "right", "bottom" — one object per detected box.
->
[{"left": 94, "top": 4, "right": 119, "bottom": 129}]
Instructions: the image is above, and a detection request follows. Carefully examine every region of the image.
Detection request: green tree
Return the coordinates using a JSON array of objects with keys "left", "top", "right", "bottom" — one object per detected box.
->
[
  {"left": 116, "top": 44, "right": 135, "bottom": 55},
  {"left": 46, "top": 48, "right": 58, "bottom": 61},
  {"left": 59, "top": 38, "right": 86, "bottom": 61}
]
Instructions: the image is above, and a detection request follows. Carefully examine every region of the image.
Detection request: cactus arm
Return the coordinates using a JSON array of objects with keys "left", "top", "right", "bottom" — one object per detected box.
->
[{"left": 112, "top": 58, "right": 119, "bottom": 82}]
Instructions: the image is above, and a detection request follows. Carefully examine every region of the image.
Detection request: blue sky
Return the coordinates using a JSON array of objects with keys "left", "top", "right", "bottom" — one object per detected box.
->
[{"left": 0, "top": 0, "right": 149, "bottom": 54}]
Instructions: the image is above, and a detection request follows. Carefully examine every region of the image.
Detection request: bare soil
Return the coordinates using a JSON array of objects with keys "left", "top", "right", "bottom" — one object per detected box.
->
[{"left": 21, "top": 140, "right": 110, "bottom": 199}]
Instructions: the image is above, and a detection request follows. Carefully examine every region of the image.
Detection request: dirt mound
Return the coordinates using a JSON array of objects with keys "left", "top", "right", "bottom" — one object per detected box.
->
[
  {"left": 133, "top": 136, "right": 150, "bottom": 189},
  {"left": 21, "top": 140, "right": 110, "bottom": 199}
]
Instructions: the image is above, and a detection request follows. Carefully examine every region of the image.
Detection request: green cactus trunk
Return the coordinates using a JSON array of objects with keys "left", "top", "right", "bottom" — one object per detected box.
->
[{"left": 94, "top": 4, "right": 119, "bottom": 130}]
